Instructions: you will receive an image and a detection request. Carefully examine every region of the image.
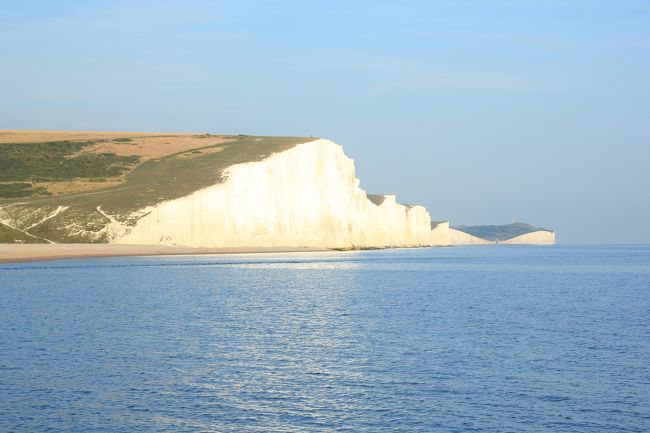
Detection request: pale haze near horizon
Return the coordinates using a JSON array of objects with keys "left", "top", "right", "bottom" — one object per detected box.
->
[{"left": 1, "top": 0, "right": 648, "bottom": 244}]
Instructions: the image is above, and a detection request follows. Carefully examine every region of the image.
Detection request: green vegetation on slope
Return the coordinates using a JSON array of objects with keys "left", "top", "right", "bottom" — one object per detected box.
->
[
  {"left": 0, "top": 182, "right": 50, "bottom": 198},
  {"left": 0, "top": 222, "right": 43, "bottom": 244},
  {"left": 0, "top": 141, "right": 139, "bottom": 185},
  {"left": 452, "top": 222, "right": 552, "bottom": 241}
]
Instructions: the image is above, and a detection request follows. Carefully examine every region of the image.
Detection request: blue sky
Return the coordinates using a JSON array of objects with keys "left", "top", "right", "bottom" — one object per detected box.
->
[{"left": 1, "top": 0, "right": 649, "bottom": 243}]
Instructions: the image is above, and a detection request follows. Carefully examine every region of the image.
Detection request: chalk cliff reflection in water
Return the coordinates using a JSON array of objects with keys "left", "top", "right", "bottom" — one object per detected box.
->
[{"left": 1, "top": 246, "right": 649, "bottom": 432}]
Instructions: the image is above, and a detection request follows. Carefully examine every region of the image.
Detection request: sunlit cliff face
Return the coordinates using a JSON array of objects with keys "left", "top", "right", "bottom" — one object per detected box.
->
[{"left": 117, "top": 139, "right": 437, "bottom": 249}]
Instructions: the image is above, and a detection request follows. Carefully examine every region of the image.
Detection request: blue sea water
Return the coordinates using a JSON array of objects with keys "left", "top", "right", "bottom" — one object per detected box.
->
[{"left": 1, "top": 245, "right": 649, "bottom": 432}]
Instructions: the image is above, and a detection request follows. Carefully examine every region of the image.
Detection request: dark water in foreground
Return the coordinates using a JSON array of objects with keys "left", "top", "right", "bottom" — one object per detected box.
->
[{"left": 1, "top": 245, "right": 649, "bottom": 432}]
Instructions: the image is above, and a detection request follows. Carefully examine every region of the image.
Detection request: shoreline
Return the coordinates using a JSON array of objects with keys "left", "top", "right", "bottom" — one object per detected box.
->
[{"left": 0, "top": 244, "right": 329, "bottom": 265}]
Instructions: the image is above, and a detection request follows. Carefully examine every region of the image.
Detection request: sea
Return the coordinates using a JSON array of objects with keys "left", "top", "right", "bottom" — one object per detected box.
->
[{"left": 1, "top": 245, "right": 649, "bottom": 432}]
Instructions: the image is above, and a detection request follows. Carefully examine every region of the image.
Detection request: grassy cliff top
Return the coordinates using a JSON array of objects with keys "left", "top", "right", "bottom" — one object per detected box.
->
[
  {"left": 0, "top": 131, "right": 314, "bottom": 209},
  {"left": 452, "top": 222, "right": 553, "bottom": 241}
]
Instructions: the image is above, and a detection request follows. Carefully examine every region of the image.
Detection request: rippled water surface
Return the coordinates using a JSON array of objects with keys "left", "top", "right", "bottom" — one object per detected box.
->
[{"left": 1, "top": 245, "right": 649, "bottom": 432}]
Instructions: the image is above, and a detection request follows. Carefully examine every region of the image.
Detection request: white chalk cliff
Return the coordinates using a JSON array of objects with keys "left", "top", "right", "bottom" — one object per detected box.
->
[
  {"left": 113, "top": 138, "right": 556, "bottom": 248},
  {"left": 448, "top": 228, "right": 494, "bottom": 245},
  {"left": 500, "top": 231, "right": 555, "bottom": 245},
  {"left": 117, "top": 139, "right": 435, "bottom": 249},
  {"left": 430, "top": 221, "right": 452, "bottom": 246},
  {"left": 448, "top": 228, "right": 555, "bottom": 245}
]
